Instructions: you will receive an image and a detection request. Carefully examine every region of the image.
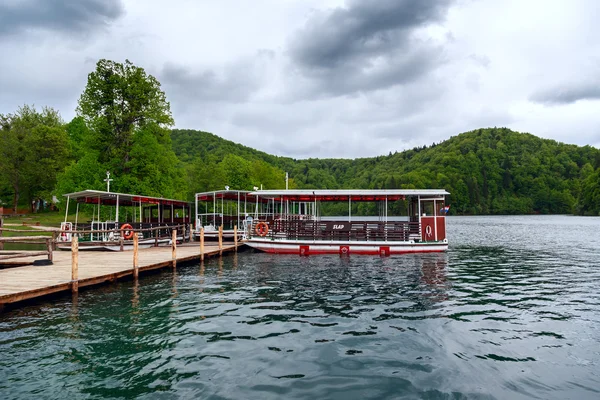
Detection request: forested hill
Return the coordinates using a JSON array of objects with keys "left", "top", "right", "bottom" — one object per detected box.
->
[
  {"left": 172, "top": 127, "right": 600, "bottom": 215},
  {"left": 172, "top": 129, "right": 283, "bottom": 165}
]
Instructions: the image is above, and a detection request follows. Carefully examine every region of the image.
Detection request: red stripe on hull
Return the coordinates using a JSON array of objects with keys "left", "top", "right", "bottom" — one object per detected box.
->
[{"left": 258, "top": 249, "right": 446, "bottom": 255}]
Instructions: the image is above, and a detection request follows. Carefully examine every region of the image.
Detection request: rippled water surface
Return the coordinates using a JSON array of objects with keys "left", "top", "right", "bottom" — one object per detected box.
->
[{"left": 1, "top": 215, "right": 600, "bottom": 399}]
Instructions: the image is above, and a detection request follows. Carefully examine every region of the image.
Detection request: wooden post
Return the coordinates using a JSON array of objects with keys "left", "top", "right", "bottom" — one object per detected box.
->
[
  {"left": 218, "top": 225, "right": 223, "bottom": 255},
  {"left": 200, "top": 227, "right": 205, "bottom": 261},
  {"left": 172, "top": 229, "right": 177, "bottom": 268},
  {"left": 119, "top": 237, "right": 124, "bottom": 252},
  {"left": 71, "top": 235, "right": 79, "bottom": 294},
  {"left": 52, "top": 231, "right": 57, "bottom": 251},
  {"left": 0, "top": 216, "right": 3, "bottom": 251},
  {"left": 46, "top": 238, "right": 53, "bottom": 263},
  {"left": 234, "top": 225, "right": 238, "bottom": 251},
  {"left": 133, "top": 233, "right": 139, "bottom": 279},
  {"left": 154, "top": 227, "right": 158, "bottom": 247}
]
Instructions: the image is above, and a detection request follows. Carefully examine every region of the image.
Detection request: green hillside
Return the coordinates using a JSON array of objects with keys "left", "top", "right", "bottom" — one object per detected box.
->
[{"left": 172, "top": 127, "right": 600, "bottom": 215}]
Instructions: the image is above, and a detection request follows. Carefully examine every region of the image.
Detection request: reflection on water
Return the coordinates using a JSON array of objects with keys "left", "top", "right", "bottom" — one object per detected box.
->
[{"left": 0, "top": 215, "right": 599, "bottom": 399}]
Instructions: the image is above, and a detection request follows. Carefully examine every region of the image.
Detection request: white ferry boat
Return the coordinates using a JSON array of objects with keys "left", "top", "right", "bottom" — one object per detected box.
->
[{"left": 244, "top": 189, "right": 450, "bottom": 255}]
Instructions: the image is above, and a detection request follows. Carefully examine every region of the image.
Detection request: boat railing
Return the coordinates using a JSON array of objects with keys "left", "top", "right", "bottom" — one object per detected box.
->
[
  {"left": 56, "top": 223, "right": 190, "bottom": 246},
  {"left": 196, "top": 215, "right": 244, "bottom": 231},
  {"left": 251, "top": 219, "right": 421, "bottom": 242}
]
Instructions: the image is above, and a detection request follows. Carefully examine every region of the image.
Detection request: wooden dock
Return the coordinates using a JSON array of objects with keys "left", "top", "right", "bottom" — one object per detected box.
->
[{"left": 0, "top": 239, "right": 241, "bottom": 309}]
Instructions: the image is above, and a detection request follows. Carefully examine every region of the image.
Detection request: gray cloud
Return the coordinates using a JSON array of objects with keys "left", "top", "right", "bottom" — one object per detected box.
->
[
  {"left": 0, "top": 0, "right": 124, "bottom": 37},
  {"left": 530, "top": 82, "right": 600, "bottom": 105},
  {"left": 160, "top": 50, "right": 275, "bottom": 105},
  {"left": 288, "top": 0, "right": 453, "bottom": 96}
]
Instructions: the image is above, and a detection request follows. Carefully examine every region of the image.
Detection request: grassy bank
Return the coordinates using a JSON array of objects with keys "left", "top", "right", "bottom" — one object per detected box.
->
[{"left": 2, "top": 211, "right": 94, "bottom": 227}]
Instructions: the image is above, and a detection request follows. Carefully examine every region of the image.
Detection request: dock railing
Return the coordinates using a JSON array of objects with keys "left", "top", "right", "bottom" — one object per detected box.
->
[
  {"left": 54, "top": 223, "right": 190, "bottom": 249},
  {"left": 250, "top": 219, "right": 421, "bottom": 242},
  {"left": 0, "top": 226, "right": 53, "bottom": 264}
]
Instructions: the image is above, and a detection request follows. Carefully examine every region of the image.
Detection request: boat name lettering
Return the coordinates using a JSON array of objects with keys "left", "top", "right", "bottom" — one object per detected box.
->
[{"left": 325, "top": 222, "right": 351, "bottom": 231}]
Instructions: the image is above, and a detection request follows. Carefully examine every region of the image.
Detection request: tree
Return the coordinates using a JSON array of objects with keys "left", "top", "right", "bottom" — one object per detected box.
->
[
  {"left": 0, "top": 105, "right": 68, "bottom": 212},
  {"left": 77, "top": 59, "right": 174, "bottom": 172},
  {"left": 58, "top": 59, "right": 185, "bottom": 198}
]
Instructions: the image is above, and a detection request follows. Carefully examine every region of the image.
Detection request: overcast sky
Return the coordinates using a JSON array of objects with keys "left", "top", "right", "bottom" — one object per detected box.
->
[{"left": 1, "top": 0, "right": 599, "bottom": 158}]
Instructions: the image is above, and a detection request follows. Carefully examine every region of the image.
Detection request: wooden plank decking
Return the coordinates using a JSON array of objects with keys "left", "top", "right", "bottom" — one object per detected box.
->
[{"left": 0, "top": 242, "right": 241, "bottom": 307}]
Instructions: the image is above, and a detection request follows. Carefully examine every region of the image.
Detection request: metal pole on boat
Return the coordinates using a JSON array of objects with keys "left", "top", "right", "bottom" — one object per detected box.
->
[
  {"left": 418, "top": 196, "right": 422, "bottom": 237},
  {"left": 116, "top": 195, "right": 119, "bottom": 224},
  {"left": 349, "top": 196, "right": 351, "bottom": 222},
  {"left": 434, "top": 199, "right": 438, "bottom": 241},
  {"left": 385, "top": 196, "right": 388, "bottom": 224},
  {"left": 75, "top": 203, "right": 79, "bottom": 230},
  {"left": 64, "top": 196, "right": 70, "bottom": 223}
]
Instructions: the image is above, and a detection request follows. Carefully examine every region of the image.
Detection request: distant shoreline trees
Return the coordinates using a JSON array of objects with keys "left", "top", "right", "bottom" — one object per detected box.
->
[{"left": 0, "top": 106, "right": 69, "bottom": 213}]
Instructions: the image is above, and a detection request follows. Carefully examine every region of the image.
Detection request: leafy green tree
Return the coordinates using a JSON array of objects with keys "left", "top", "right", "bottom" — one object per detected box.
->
[
  {"left": 0, "top": 105, "right": 68, "bottom": 212},
  {"left": 577, "top": 169, "right": 600, "bottom": 215},
  {"left": 58, "top": 59, "right": 185, "bottom": 198},
  {"left": 77, "top": 58, "right": 174, "bottom": 172}
]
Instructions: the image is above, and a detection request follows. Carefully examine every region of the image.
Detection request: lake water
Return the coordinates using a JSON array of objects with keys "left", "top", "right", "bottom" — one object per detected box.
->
[{"left": 1, "top": 215, "right": 599, "bottom": 399}]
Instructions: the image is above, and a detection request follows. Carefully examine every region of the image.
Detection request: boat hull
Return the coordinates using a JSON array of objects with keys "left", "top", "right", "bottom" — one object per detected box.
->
[{"left": 245, "top": 238, "right": 448, "bottom": 255}]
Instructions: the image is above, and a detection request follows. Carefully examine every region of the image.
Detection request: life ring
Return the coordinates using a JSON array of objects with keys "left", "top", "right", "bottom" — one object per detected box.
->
[
  {"left": 121, "top": 223, "right": 134, "bottom": 240},
  {"left": 425, "top": 225, "right": 432, "bottom": 237},
  {"left": 255, "top": 221, "right": 269, "bottom": 237}
]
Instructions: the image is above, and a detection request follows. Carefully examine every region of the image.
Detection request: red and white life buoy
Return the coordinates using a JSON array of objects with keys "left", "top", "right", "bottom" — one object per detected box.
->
[
  {"left": 255, "top": 222, "right": 269, "bottom": 237},
  {"left": 121, "top": 223, "right": 134, "bottom": 240}
]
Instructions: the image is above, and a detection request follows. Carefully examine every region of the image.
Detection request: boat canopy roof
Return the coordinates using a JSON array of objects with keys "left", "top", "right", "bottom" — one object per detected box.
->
[
  {"left": 249, "top": 189, "right": 449, "bottom": 202},
  {"left": 195, "top": 190, "right": 259, "bottom": 202},
  {"left": 63, "top": 190, "right": 191, "bottom": 207}
]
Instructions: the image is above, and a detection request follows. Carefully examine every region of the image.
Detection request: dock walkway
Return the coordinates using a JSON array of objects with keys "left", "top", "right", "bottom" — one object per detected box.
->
[{"left": 0, "top": 242, "right": 240, "bottom": 307}]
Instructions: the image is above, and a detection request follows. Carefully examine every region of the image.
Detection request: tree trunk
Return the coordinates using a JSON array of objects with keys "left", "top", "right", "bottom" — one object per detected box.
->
[{"left": 12, "top": 184, "right": 19, "bottom": 214}]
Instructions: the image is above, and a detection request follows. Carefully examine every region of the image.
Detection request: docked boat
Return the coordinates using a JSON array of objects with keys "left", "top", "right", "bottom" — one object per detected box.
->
[
  {"left": 194, "top": 190, "right": 267, "bottom": 240},
  {"left": 243, "top": 189, "right": 450, "bottom": 255},
  {"left": 58, "top": 190, "right": 192, "bottom": 251}
]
